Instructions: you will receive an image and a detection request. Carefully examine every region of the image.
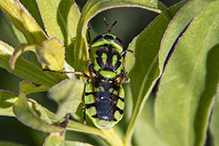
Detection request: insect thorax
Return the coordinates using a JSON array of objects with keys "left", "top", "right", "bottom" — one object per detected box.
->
[{"left": 90, "top": 46, "right": 123, "bottom": 78}]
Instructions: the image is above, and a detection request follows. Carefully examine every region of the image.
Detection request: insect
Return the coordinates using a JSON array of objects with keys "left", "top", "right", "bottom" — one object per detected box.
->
[
  {"left": 44, "top": 18, "right": 132, "bottom": 129},
  {"left": 83, "top": 18, "right": 133, "bottom": 129}
]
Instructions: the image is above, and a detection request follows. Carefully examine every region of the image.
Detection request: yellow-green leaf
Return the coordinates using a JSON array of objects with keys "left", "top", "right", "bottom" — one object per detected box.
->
[
  {"left": 43, "top": 132, "right": 65, "bottom": 146},
  {"left": 16, "top": 0, "right": 47, "bottom": 44},
  {"left": 41, "top": 37, "right": 65, "bottom": 71},
  {"left": 0, "top": 90, "right": 18, "bottom": 117},
  {"left": 64, "top": 141, "right": 93, "bottom": 146},
  {"left": 36, "top": 0, "right": 81, "bottom": 46},
  {"left": 9, "top": 43, "right": 43, "bottom": 70},
  {"left": 0, "top": 41, "right": 59, "bottom": 85},
  {"left": 0, "top": 0, "right": 47, "bottom": 44},
  {"left": 13, "top": 81, "right": 64, "bottom": 133}
]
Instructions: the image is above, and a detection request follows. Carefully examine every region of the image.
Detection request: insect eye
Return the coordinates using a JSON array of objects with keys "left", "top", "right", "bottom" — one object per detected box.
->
[
  {"left": 103, "top": 35, "right": 114, "bottom": 41},
  {"left": 115, "top": 37, "right": 123, "bottom": 48},
  {"left": 91, "top": 35, "right": 103, "bottom": 44}
]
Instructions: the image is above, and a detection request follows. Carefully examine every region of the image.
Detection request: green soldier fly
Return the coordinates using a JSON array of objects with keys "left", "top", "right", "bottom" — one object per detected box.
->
[
  {"left": 44, "top": 18, "right": 133, "bottom": 129},
  {"left": 85, "top": 18, "right": 133, "bottom": 129}
]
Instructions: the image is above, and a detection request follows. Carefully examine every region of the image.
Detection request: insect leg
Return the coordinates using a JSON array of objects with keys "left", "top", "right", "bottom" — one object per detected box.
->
[
  {"left": 120, "top": 49, "right": 134, "bottom": 56},
  {"left": 43, "top": 69, "right": 89, "bottom": 79},
  {"left": 58, "top": 113, "right": 71, "bottom": 128},
  {"left": 83, "top": 108, "right": 87, "bottom": 125}
]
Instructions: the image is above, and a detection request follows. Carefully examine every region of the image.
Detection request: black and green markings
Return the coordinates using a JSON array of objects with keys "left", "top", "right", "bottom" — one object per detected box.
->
[
  {"left": 89, "top": 18, "right": 129, "bottom": 79},
  {"left": 84, "top": 63, "right": 129, "bottom": 129},
  {"left": 44, "top": 18, "right": 132, "bottom": 129},
  {"left": 84, "top": 18, "right": 132, "bottom": 129}
]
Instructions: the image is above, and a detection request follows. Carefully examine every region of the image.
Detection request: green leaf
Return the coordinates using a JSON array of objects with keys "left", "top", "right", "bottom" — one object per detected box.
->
[
  {"left": 210, "top": 88, "right": 219, "bottom": 146},
  {"left": 64, "top": 141, "right": 93, "bottom": 146},
  {"left": 48, "top": 79, "right": 84, "bottom": 120},
  {"left": 36, "top": 0, "right": 81, "bottom": 46},
  {"left": 124, "top": 14, "right": 167, "bottom": 144},
  {"left": 0, "top": 142, "right": 26, "bottom": 146},
  {"left": 133, "top": 95, "right": 167, "bottom": 146},
  {"left": 19, "top": 81, "right": 50, "bottom": 95},
  {"left": 9, "top": 43, "right": 42, "bottom": 70},
  {"left": 41, "top": 37, "right": 65, "bottom": 70},
  {"left": 3, "top": 14, "right": 27, "bottom": 44},
  {"left": 36, "top": 0, "right": 81, "bottom": 67},
  {"left": 43, "top": 131, "right": 94, "bottom": 146},
  {"left": 19, "top": 0, "right": 44, "bottom": 29},
  {"left": 156, "top": 1, "right": 219, "bottom": 146},
  {"left": 0, "top": 90, "right": 18, "bottom": 117},
  {"left": 0, "top": 0, "right": 47, "bottom": 44},
  {"left": 17, "top": 0, "right": 47, "bottom": 45},
  {"left": 0, "top": 41, "right": 60, "bottom": 85},
  {"left": 123, "top": 2, "right": 187, "bottom": 143},
  {"left": 159, "top": 0, "right": 217, "bottom": 69},
  {"left": 66, "top": 119, "right": 104, "bottom": 137},
  {"left": 10, "top": 37, "right": 67, "bottom": 81},
  {"left": 0, "top": 0, "right": 29, "bottom": 42},
  {"left": 66, "top": 119, "right": 124, "bottom": 146},
  {"left": 43, "top": 132, "right": 65, "bottom": 146},
  {"left": 73, "top": 0, "right": 169, "bottom": 72},
  {"left": 13, "top": 81, "right": 64, "bottom": 133}
]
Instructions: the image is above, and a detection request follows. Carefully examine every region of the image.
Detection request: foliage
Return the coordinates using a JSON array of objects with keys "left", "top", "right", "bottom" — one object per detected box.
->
[{"left": 0, "top": 0, "right": 219, "bottom": 145}]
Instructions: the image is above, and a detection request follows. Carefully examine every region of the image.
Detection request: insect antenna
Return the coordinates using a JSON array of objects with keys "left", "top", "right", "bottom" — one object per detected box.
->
[{"left": 103, "top": 17, "right": 119, "bottom": 33}]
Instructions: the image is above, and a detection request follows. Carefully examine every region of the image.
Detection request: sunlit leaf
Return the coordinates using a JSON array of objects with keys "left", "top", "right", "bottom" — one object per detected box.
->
[
  {"left": 36, "top": 0, "right": 81, "bottom": 45},
  {"left": 0, "top": 0, "right": 29, "bottom": 42},
  {"left": 15, "top": 0, "right": 48, "bottom": 44},
  {"left": 43, "top": 132, "right": 65, "bottom": 146},
  {"left": 19, "top": 0, "right": 44, "bottom": 28},
  {"left": 0, "top": 41, "right": 59, "bottom": 85},
  {"left": 0, "top": 0, "right": 47, "bottom": 44},
  {"left": 156, "top": 1, "right": 219, "bottom": 145},
  {"left": 41, "top": 37, "right": 65, "bottom": 71},
  {"left": 36, "top": 0, "right": 81, "bottom": 67},
  {"left": 9, "top": 43, "right": 43, "bottom": 70},
  {"left": 0, "top": 90, "right": 18, "bottom": 117},
  {"left": 10, "top": 37, "right": 67, "bottom": 81},
  {"left": 64, "top": 141, "right": 93, "bottom": 146}
]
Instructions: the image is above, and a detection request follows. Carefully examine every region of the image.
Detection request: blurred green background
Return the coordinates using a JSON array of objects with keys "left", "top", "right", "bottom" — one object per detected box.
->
[{"left": 0, "top": 0, "right": 181, "bottom": 145}]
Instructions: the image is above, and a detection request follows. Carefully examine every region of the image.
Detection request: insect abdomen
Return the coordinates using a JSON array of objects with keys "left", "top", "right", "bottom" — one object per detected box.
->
[{"left": 84, "top": 79, "right": 125, "bottom": 129}]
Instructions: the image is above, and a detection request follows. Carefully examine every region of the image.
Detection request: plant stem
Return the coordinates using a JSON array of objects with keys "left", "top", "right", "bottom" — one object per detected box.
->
[{"left": 102, "top": 128, "right": 125, "bottom": 146}]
